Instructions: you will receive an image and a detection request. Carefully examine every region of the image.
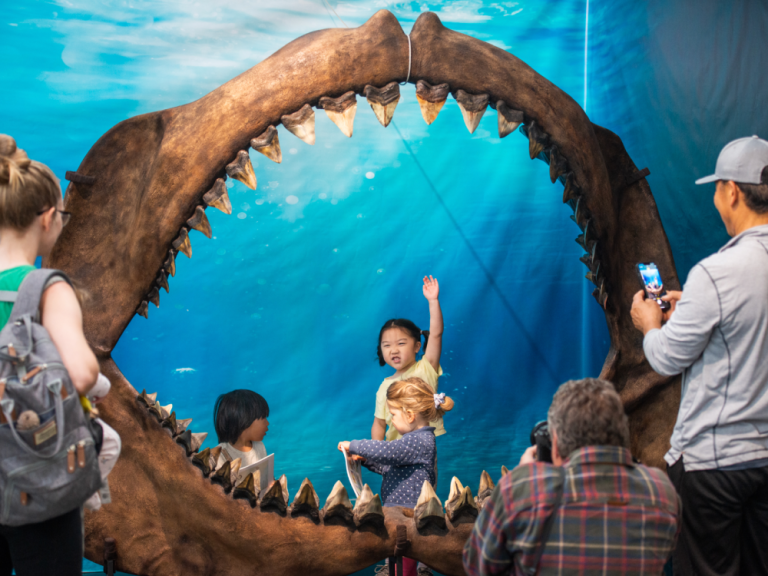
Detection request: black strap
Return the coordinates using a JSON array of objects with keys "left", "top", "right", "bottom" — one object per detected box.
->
[{"left": 520, "top": 468, "right": 565, "bottom": 575}]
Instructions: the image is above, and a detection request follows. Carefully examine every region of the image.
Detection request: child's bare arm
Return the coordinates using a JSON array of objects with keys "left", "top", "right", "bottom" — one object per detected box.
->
[
  {"left": 371, "top": 417, "right": 387, "bottom": 441},
  {"left": 422, "top": 275, "right": 443, "bottom": 371}
]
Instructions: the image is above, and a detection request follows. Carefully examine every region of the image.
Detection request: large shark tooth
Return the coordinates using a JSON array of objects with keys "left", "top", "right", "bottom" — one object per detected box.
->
[
  {"left": 364, "top": 82, "right": 400, "bottom": 128},
  {"left": 570, "top": 197, "right": 589, "bottom": 230},
  {"left": 445, "top": 477, "right": 477, "bottom": 524},
  {"left": 202, "top": 178, "right": 232, "bottom": 215},
  {"left": 191, "top": 447, "right": 215, "bottom": 476},
  {"left": 136, "top": 301, "right": 148, "bottom": 319},
  {"left": 414, "top": 480, "right": 445, "bottom": 530},
  {"left": 453, "top": 89, "right": 488, "bottom": 135},
  {"left": 147, "top": 287, "right": 160, "bottom": 308},
  {"left": 233, "top": 472, "right": 259, "bottom": 508},
  {"left": 291, "top": 478, "right": 320, "bottom": 520},
  {"left": 549, "top": 146, "right": 569, "bottom": 183},
  {"left": 172, "top": 228, "right": 192, "bottom": 259},
  {"left": 136, "top": 389, "right": 157, "bottom": 407},
  {"left": 164, "top": 250, "right": 176, "bottom": 277},
  {"left": 321, "top": 480, "right": 353, "bottom": 524},
  {"left": 225, "top": 150, "right": 257, "bottom": 190},
  {"left": 260, "top": 477, "right": 288, "bottom": 514},
  {"left": 176, "top": 430, "right": 207, "bottom": 455},
  {"left": 415, "top": 80, "right": 450, "bottom": 125},
  {"left": 250, "top": 126, "right": 282, "bottom": 164},
  {"left": 175, "top": 418, "right": 192, "bottom": 435},
  {"left": 526, "top": 120, "right": 550, "bottom": 159},
  {"left": 186, "top": 206, "right": 212, "bottom": 239},
  {"left": 500, "top": 465, "right": 509, "bottom": 478},
  {"left": 562, "top": 173, "right": 580, "bottom": 204},
  {"left": 476, "top": 470, "right": 495, "bottom": 508},
  {"left": 353, "top": 484, "right": 384, "bottom": 527},
  {"left": 281, "top": 104, "right": 315, "bottom": 145},
  {"left": 576, "top": 219, "right": 595, "bottom": 252},
  {"left": 148, "top": 401, "right": 165, "bottom": 421},
  {"left": 318, "top": 91, "right": 357, "bottom": 138},
  {"left": 156, "top": 270, "right": 169, "bottom": 294},
  {"left": 211, "top": 458, "right": 239, "bottom": 493},
  {"left": 494, "top": 100, "right": 523, "bottom": 138},
  {"left": 161, "top": 412, "right": 177, "bottom": 436}
]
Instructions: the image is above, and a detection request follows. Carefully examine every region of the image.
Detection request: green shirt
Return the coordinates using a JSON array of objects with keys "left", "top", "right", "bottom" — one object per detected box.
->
[{"left": 0, "top": 265, "right": 35, "bottom": 330}]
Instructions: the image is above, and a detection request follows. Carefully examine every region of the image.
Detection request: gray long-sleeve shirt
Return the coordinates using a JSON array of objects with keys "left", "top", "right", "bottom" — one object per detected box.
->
[{"left": 643, "top": 224, "right": 768, "bottom": 470}]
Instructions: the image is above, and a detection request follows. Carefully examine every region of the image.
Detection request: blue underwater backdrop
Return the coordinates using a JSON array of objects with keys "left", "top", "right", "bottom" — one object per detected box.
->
[{"left": 2, "top": 0, "right": 767, "bottom": 573}]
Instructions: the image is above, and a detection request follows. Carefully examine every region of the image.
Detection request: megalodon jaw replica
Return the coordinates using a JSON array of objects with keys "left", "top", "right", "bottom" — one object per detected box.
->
[{"left": 45, "top": 10, "right": 682, "bottom": 576}]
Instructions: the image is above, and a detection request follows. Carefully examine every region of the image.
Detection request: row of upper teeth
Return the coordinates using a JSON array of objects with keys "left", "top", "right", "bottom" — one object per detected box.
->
[
  {"left": 135, "top": 80, "right": 607, "bottom": 319},
  {"left": 136, "top": 388, "right": 506, "bottom": 530}
]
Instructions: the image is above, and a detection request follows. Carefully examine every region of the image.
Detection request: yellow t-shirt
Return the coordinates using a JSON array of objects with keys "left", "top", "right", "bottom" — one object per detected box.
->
[{"left": 375, "top": 358, "right": 447, "bottom": 441}]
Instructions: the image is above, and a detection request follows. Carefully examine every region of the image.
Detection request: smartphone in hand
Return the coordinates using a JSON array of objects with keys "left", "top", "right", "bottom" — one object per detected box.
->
[{"left": 636, "top": 262, "right": 670, "bottom": 311}]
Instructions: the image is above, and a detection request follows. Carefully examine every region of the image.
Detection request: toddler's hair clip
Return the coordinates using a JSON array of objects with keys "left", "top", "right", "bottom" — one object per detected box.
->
[{"left": 434, "top": 392, "right": 446, "bottom": 408}]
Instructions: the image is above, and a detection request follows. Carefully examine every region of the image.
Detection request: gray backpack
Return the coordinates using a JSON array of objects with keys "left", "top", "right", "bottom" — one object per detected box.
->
[{"left": 0, "top": 269, "right": 101, "bottom": 526}]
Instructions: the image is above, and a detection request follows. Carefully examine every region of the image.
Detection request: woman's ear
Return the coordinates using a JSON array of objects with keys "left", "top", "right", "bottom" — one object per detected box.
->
[{"left": 39, "top": 206, "right": 56, "bottom": 232}]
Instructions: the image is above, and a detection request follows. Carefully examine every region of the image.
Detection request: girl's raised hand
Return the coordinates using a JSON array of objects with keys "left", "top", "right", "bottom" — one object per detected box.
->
[
  {"left": 337, "top": 441, "right": 351, "bottom": 453},
  {"left": 422, "top": 275, "right": 439, "bottom": 301}
]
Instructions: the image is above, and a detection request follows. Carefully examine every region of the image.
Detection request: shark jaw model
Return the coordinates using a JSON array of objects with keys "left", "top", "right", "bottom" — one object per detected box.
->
[{"left": 45, "top": 10, "right": 681, "bottom": 576}]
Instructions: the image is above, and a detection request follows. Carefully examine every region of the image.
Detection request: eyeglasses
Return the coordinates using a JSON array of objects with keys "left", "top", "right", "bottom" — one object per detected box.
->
[{"left": 37, "top": 208, "right": 72, "bottom": 227}]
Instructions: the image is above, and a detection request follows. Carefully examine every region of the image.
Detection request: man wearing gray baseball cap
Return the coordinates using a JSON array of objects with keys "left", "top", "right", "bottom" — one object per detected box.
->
[{"left": 631, "top": 135, "right": 768, "bottom": 575}]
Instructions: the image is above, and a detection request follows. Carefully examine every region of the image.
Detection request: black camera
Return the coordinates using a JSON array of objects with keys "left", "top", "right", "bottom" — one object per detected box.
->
[{"left": 530, "top": 420, "right": 553, "bottom": 463}]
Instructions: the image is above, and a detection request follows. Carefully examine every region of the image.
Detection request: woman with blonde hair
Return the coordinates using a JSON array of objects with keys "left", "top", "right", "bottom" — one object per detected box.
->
[
  {"left": 338, "top": 377, "right": 454, "bottom": 576},
  {"left": 0, "top": 134, "right": 99, "bottom": 576}
]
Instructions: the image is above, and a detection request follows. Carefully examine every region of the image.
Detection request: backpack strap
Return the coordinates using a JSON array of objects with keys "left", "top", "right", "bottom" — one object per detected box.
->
[
  {"left": 0, "top": 291, "right": 17, "bottom": 303},
  {"left": 8, "top": 269, "right": 72, "bottom": 325}
]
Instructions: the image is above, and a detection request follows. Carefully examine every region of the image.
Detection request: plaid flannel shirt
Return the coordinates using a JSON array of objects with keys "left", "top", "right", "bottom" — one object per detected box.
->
[{"left": 463, "top": 446, "right": 680, "bottom": 575}]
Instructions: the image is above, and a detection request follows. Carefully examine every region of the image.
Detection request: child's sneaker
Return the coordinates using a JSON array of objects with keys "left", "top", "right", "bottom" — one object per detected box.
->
[
  {"left": 417, "top": 563, "right": 433, "bottom": 576},
  {"left": 374, "top": 562, "right": 390, "bottom": 576}
]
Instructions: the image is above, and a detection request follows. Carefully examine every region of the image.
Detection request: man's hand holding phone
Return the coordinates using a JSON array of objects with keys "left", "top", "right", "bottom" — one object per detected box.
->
[{"left": 631, "top": 289, "right": 683, "bottom": 334}]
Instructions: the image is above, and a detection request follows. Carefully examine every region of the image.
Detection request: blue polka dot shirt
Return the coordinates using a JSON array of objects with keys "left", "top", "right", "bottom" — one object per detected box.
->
[{"left": 349, "top": 427, "right": 436, "bottom": 508}]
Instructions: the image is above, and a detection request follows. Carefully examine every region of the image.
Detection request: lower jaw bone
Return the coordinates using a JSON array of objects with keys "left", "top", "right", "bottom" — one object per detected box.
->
[
  {"left": 318, "top": 91, "right": 358, "bottom": 138},
  {"left": 416, "top": 80, "right": 450, "bottom": 125},
  {"left": 281, "top": 104, "right": 316, "bottom": 145}
]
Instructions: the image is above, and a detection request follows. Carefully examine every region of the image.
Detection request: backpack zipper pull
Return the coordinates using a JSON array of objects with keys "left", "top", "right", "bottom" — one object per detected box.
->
[
  {"left": 67, "top": 445, "right": 76, "bottom": 473},
  {"left": 76, "top": 440, "right": 87, "bottom": 469}
]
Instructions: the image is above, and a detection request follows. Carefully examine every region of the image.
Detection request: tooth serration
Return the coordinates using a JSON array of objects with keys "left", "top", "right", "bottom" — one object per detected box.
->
[
  {"left": 225, "top": 150, "right": 257, "bottom": 190},
  {"left": 414, "top": 480, "right": 445, "bottom": 530},
  {"left": 415, "top": 80, "right": 450, "bottom": 125},
  {"left": 172, "top": 228, "right": 192, "bottom": 259},
  {"left": 281, "top": 104, "right": 316, "bottom": 145},
  {"left": 137, "top": 301, "right": 148, "bottom": 319},
  {"left": 549, "top": 146, "right": 569, "bottom": 183},
  {"left": 203, "top": 178, "right": 232, "bottom": 215},
  {"left": 476, "top": 470, "right": 495, "bottom": 508},
  {"left": 318, "top": 92, "right": 357, "bottom": 138},
  {"left": 494, "top": 100, "right": 523, "bottom": 139},
  {"left": 453, "top": 90, "right": 488, "bottom": 135},
  {"left": 157, "top": 270, "right": 169, "bottom": 294},
  {"left": 445, "top": 477, "right": 478, "bottom": 523},
  {"left": 136, "top": 389, "right": 157, "bottom": 407},
  {"left": 364, "top": 82, "right": 400, "bottom": 128},
  {"left": 234, "top": 472, "right": 260, "bottom": 507},
  {"left": 186, "top": 206, "right": 212, "bottom": 239},
  {"left": 147, "top": 286, "right": 160, "bottom": 308},
  {"left": 321, "top": 480, "right": 354, "bottom": 523},
  {"left": 250, "top": 125, "right": 282, "bottom": 164},
  {"left": 164, "top": 250, "right": 176, "bottom": 277},
  {"left": 525, "top": 120, "right": 550, "bottom": 159},
  {"left": 353, "top": 484, "right": 384, "bottom": 527},
  {"left": 291, "top": 478, "right": 320, "bottom": 520}
]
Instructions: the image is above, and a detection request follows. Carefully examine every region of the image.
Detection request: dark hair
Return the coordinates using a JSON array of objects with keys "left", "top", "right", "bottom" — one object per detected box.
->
[
  {"left": 376, "top": 318, "right": 429, "bottom": 366},
  {"left": 213, "top": 390, "right": 269, "bottom": 444},
  {"left": 735, "top": 165, "right": 768, "bottom": 214},
  {"left": 547, "top": 378, "right": 629, "bottom": 459}
]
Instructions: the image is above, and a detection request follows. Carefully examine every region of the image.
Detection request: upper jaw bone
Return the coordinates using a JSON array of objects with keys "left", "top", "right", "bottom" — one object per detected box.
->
[
  {"left": 493, "top": 100, "right": 523, "bottom": 139},
  {"left": 453, "top": 89, "right": 488, "bottom": 134},
  {"left": 281, "top": 104, "right": 316, "bottom": 145},
  {"left": 225, "top": 150, "right": 257, "bottom": 190},
  {"left": 250, "top": 126, "right": 282, "bottom": 164},
  {"left": 318, "top": 91, "right": 357, "bottom": 138},
  {"left": 364, "top": 82, "right": 400, "bottom": 128},
  {"left": 415, "top": 80, "right": 450, "bottom": 125}
]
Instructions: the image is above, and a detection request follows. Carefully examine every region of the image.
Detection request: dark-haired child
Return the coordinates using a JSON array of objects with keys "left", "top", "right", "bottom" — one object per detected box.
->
[
  {"left": 372, "top": 275, "right": 446, "bottom": 442},
  {"left": 213, "top": 390, "right": 270, "bottom": 468}
]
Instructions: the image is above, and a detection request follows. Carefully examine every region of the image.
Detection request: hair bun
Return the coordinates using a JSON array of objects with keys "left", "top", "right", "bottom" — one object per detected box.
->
[{"left": 0, "top": 134, "right": 31, "bottom": 186}]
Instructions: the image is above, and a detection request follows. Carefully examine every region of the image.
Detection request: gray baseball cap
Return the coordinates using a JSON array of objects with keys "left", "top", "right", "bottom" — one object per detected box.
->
[{"left": 696, "top": 135, "right": 768, "bottom": 185}]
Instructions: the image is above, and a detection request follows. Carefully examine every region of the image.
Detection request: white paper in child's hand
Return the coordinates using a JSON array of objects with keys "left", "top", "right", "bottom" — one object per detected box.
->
[{"left": 343, "top": 448, "right": 364, "bottom": 499}]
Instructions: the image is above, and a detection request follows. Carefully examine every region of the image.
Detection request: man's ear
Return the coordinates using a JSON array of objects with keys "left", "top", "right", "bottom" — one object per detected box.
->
[{"left": 727, "top": 181, "right": 741, "bottom": 207}]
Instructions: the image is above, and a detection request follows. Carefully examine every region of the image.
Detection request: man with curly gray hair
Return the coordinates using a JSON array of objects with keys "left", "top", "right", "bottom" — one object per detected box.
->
[{"left": 464, "top": 378, "right": 681, "bottom": 576}]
